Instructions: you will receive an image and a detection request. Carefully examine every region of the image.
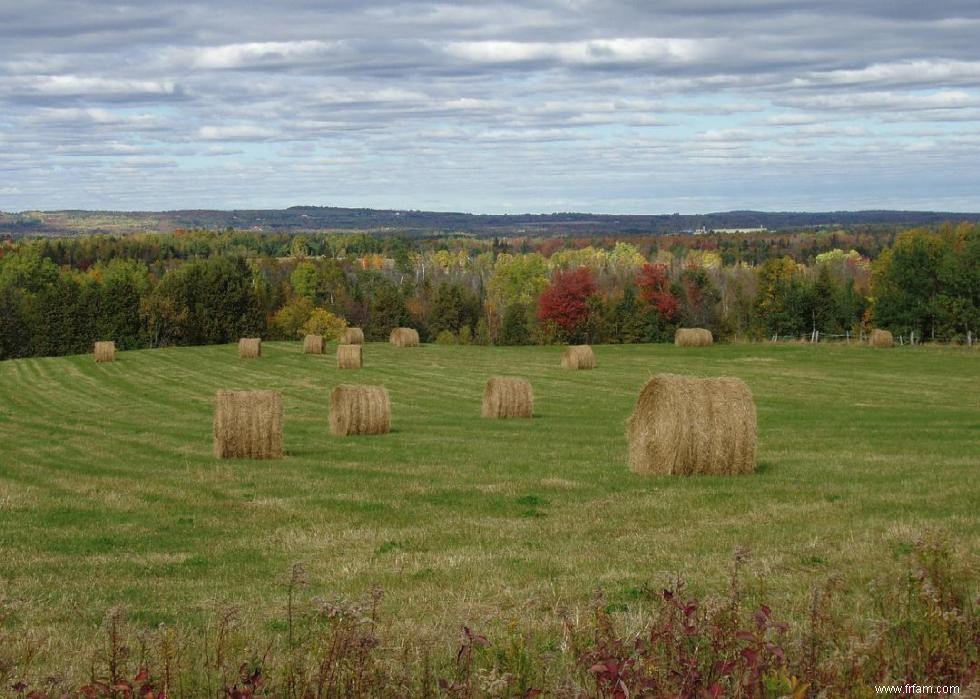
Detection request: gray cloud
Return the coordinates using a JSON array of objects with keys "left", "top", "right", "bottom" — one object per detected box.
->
[{"left": 1, "top": 0, "right": 979, "bottom": 213}]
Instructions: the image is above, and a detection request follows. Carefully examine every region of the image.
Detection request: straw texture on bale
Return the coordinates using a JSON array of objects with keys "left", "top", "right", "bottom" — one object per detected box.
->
[
  {"left": 337, "top": 344, "right": 363, "bottom": 369},
  {"left": 482, "top": 376, "right": 534, "bottom": 419},
  {"left": 342, "top": 327, "right": 365, "bottom": 345},
  {"left": 560, "top": 345, "right": 596, "bottom": 369},
  {"left": 213, "top": 390, "right": 283, "bottom": 459},
  {"left": 238, "top": 338, "right": 262, "bottom": 358},
  {"left": 870, "top": 329, "right": 894, "bottom": 348},
  {"left": 303, "top": 334, "right": 324, "bottom": 354},
  {"left": 329, "top": 384, "right": 390, "bottom": 436},
  {"left": 389, "top": 327, "right": 420, "bottom": 347},
  {"left": 93, "top": 341, "right": 116, "bottom": 363},
  {"left": 627, "top": 374, "right": 756, "bottom": 476},
  {"left": 674, "top": 328, "right": 714, "bottom": 347}
]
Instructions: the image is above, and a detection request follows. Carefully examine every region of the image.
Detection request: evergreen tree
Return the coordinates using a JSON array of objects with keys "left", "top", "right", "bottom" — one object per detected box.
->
[
  {"left": 611, "top": 285, "right": 648, "bottom": 343},
  {"left": 499, "top": 302, "right": 532, "bottom": 345},
  {"left": 0, "top": 285, "right": 32, "bottom": 359},
  {"left": 366, "top": 280, "right": 409, "bottom": 341}
]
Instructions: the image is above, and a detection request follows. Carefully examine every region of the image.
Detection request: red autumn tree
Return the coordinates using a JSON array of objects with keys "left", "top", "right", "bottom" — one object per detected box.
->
[
  {"left": 636, "top": 263, "right": 678, "bottom": 320},
  {"left": 537, "top": 266, "right": 597, "bottom": 339}
]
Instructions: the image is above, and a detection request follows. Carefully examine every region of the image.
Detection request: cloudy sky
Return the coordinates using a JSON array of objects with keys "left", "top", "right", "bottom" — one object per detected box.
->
[{"left": 2, "top": 1, "right": 980, "bottom": 214}]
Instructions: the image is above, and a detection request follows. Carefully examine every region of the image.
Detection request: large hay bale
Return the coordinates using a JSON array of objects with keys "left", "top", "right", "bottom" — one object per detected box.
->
[
  {"left": 627, "top": 374, "right": 756, "bottom": 476},
  {"left": 303, "top": 334, "right": 325, "bottom": 354},
  {"left": 213, "top": 390, "right": 283, "bottom": 459},
  {"left": 674, "top": 328, "right": 714, "bottom": 347},
  {"left": 389, "top": 327, "right": 420, "bottom": 347},
  {"left": 337, "top": 344, "right": 363, "bottom": 369},
  {"left": 560, "top": 345, "right": 596, "bottom": 370},
  {"left": 342, "top": 327, "right": 365, "bottom": 345},
  {"left": 238, "top": 338, "right": 262, "bottom": 358},
  {"left": 329, "top": 384, "right": 390, "bottom": 436},
  {"left": 482, "top": 376, "right": 534, "bottom": 419},
  {"left": 93, "top": 341, "right": 116, "bottom": 363},
  {"left": 870, "top": 329, "right": 894, "bottom": 348}
]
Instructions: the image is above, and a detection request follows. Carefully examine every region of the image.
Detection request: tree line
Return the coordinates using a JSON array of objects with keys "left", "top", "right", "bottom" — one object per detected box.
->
[{"left": 0, "top": 223, "right": 976, "bottom": 360}]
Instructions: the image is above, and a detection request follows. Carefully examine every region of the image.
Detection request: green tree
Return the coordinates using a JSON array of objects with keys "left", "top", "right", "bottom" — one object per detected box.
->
[
  {"left": 0, "top": 285, "right": 32, "bottom": 359},
  {"left": 94, "top": 259, "right": 148, "bottom": 349},
  {"left": 499, "top": 302, "right": 532, "bottom": 345},
  {"left": 872, "top": 228, "right": 943, "bottom": 337},
  {"left": 0, "top": 247, "right": 59, "bottom": 293},
  {"left": 146, "top": 257, "right": 263, "bottom": 345},
  {"left": 934, "top": 224, "right": 980, "bottom": 339},
  {"left": 291, "top": 262, "right": 319, "bottom": 302},
  {"left": 809, "top": 264, "right": 837, "bottom": 334},
  {"left": 365, "top": 280, "right": 409, "bottom": 341},
  {"left": 32, "top": 275, "right": 85, "bottom": 356},
  {"left": 272, "top": 297, "right": 314, "bottom": 339},
  {"left": 427, "top": 282, "right": 465, "bottom": 338},
  {"left": 755, "top": 257, "right": 802, "bottom": 338},
  {"left": 487, "top": 253, "right": 549, "bottom": 309},
  {"left": 290, "top": 235, "right": 310, "bottom": 259},
  {"left": 610, "top": 285, "right": 648, "bottom": 343},
  {"left": 301, "top": 308, "right": 347, "bottom": 340}
]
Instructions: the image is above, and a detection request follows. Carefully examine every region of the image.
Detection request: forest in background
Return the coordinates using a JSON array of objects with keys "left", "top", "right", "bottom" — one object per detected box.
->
[
  {"left": 3, "top": 206, "right": 980, "bottom": 238},
  {"left": 0, "top": 222, "right": 977, "bottom": 360}
]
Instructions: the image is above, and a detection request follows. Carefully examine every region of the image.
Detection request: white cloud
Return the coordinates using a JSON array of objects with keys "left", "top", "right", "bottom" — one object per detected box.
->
[
  {"left": 441, "top": 37, "right": 715, "bottom": 65},
  {"left": 780, "top": 90, "right": 980, "bottom": 112},
  {"left": 170, "top": 40, "right": 342, "bottom": 70},
  {"left": 19, "top": 75, "right": 179, "bottom": 98},
  {"left": 197, "top": 125, "right": 278, "bottom": 140},
  {"left": 794, "top": 60, "right": 980, "bottom": 88}
]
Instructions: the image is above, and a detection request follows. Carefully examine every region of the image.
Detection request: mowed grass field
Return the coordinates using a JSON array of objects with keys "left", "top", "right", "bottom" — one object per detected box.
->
[{"left": 0, "top": 341, "right": 978, "bottom": 664}]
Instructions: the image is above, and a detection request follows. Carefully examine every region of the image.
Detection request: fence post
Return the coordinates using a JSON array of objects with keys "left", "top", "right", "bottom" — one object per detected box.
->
[{"left": 846, "top": 331, "right": 850, "bottom": 344}]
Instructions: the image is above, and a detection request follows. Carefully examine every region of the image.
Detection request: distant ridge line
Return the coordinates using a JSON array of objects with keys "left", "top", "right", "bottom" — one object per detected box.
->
[{"left": 2, "top": 206, "right": 979, "bottom": 238}]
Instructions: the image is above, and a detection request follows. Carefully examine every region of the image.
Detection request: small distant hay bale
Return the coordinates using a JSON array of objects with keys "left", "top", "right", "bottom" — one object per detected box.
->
[
  {"left": 238, "top": 338, "right": 262, "bottom": 358},
  {"left": 94, "top": 341, "right": 116, "bottom": 363},
  {"left": 303, "top": 334, "right": 324, "bottom": 354},
  {"left": 561, "top": 345, "right": 596, "bottom": 370},
  {"left": 329, "top": 384, "right": 390, "bottom": 436},
  {"left": 870, "top": 329, "right": 894, "bottom": 348},
  {"left": 627, "top": 374, "right": 756, "bottom": 476},
  {"left": 389, "top": 327, "right": 420, "bottom": 347},
  {"left": 482, "top": 376, "right": 533, "bottom": 419},
  {"left": 674, "top": 328, "right": 714, "bottom": 347},
  {"left": 342, "top": 327, "right": 365, "bottom": 345},
  {"left": 337, "top": 344, "right": 363, "bottom": 369},
  {"left": 213, "top": 390, "right": 283, "bottom": 459}
]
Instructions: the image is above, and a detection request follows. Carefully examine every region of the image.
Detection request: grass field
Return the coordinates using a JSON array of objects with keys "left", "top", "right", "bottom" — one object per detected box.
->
[{"left": 0, "top": 341, "right": 978, "bottom": 674}]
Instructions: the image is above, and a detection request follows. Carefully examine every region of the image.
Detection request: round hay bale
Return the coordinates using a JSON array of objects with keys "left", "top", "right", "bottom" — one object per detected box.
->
[
  {"left": 389, "top": 327, "right": 420, "bottom": 347},
  {"left": 337, "top": 343, "right": 363, "bottom": 369},
  {"left": 870, "top": 329, "right": 894, "bottom": 348},
  {"left": 303, "top": 334, "right": 325, "bottom": 354},
  {"left": 213, "top": 389, "right": 283, "bottom": 459},
  {"left": 482, "top": 376, "right": 533, "bottom": 419},
  {"left": 560, "top": 345, "right": 596, "bottom": 370},
  {"left": 238, "top": 337, "right": 262, "bottom": 358},
  {"left": 94, "top": 341, "right": 116, "bottom": 363},
  {"left": 342, "top": 327, "right": 365, "bottom": 345},
  {"left": 627, "top": 374, "right": 756, "bottom": 476},
  {"left": 329, "top": 384, "right": 390, "bottom": 436},
  {"left": 674, "top": 328, "right": 714, "bottom": 347}
]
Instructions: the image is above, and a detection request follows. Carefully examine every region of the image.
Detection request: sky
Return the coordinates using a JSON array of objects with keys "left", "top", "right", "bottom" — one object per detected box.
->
[{"left": 2, "top": 1, "right": 980, "bottom": 214}]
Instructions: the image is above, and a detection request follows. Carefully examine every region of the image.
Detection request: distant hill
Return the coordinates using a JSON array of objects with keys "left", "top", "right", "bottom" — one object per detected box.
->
[{"left": 2, "top": 206, "right": 979, "bottom": 238}]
